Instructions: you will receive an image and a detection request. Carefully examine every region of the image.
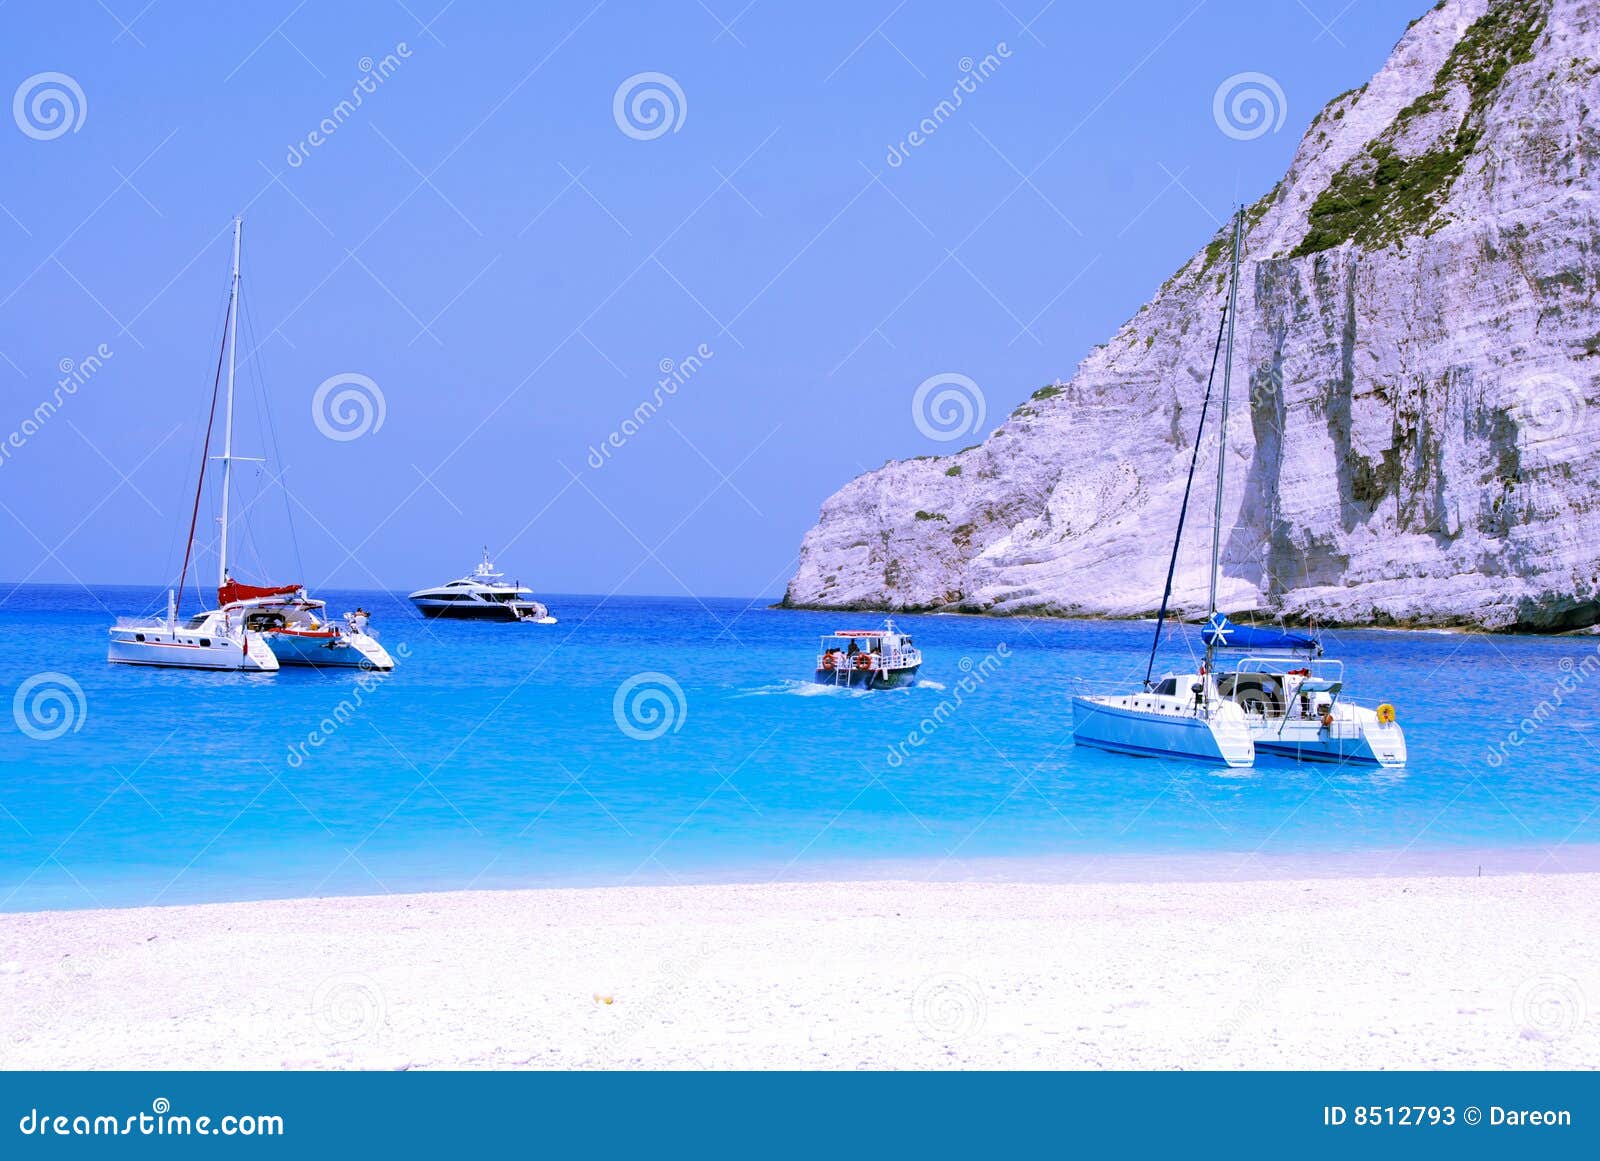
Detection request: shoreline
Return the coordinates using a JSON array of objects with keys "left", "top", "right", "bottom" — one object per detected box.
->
[
  {"left": 4, "top": 870, "right": 1596, "bottom": 1069},
  {"left": 8, "top": 841, "right": 1600, "bottom": 917},
  {"left": 773, "top": 599, "right": 1598, "bottom": 636},
  {"left": 10, "top": 581, "right": 1588, "bottom": 635}
]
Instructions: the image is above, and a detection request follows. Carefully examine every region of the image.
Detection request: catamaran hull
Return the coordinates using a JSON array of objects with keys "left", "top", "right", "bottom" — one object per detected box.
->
[
  {"left": 1252, "top": 720, "right": 1406, "bottom": 768},
  {"left": 264, "top": 631, "right": 394, "bottom": 670},
  {"left": 814, "top": 664, "right": 919, "bottom": 690},
  {"left": 107, "top": 629, "right": 278, "bottom": 671},
  {"left": 1070, "top": 696, "right": 1254, "bottom": 767}
]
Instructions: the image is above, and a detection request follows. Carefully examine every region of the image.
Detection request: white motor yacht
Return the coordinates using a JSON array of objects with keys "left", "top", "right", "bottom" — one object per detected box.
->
[{"left": 409, "top": 550, "right": 556, "bottom": 622}]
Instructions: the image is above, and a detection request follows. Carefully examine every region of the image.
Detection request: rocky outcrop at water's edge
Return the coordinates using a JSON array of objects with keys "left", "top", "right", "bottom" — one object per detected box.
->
[{"left": 785, "top": 0, "right": 1600, "bottom": 631}]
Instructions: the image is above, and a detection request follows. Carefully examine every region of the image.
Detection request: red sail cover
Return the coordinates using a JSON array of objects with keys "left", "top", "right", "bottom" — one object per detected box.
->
[{"left": 218, "top": 581, "right": 301, "bottom": 606}]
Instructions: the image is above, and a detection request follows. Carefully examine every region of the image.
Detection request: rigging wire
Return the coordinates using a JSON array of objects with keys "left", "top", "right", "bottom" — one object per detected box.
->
[
  {"left": 239, "top": 263, "right": 306, "bottom": 585},
  {"left": 1142, "top": 293, "right": 1232, "bottom": 689},
  {"left": 174, "top": 287, "right": 232, "bottom": 619}
]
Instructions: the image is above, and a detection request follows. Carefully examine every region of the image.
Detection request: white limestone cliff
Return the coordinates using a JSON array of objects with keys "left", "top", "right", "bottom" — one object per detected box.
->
[{"left": 785, "top": 0, "right": 1600, "bottom": 631}]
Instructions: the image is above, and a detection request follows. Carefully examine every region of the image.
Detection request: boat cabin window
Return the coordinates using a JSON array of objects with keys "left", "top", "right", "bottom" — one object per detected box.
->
[
  {"left": 184, "top": 614, "right": 209, "bottom": 629},
  {"left": 199, "top": 638, "right": 211, "bottom": 647},
  {"left": 1152, "top": 677, "right": 1178, "bottom": 696}
]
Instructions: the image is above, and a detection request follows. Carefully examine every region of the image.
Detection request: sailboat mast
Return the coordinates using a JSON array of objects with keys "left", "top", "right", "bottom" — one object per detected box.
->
[
  {"left": 219, "top": 215, "right": 243, "bottom": 591},
  {"left": 1207, "top": 207, "right": 1243, "bottom": 631}
]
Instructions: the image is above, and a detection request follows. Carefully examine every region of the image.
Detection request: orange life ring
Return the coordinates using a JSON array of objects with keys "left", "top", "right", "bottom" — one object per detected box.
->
[
  {"left": 854, "top": 653, "right": 872, "bottom": 670},
  {"left": 1319, "top": 712, "right": 1334, "bottom": 730}
]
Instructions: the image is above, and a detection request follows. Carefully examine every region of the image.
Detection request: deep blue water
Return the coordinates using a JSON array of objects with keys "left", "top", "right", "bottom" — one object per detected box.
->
[{"left": 2, "top": 583, "right": 1598, "bottom": 911}]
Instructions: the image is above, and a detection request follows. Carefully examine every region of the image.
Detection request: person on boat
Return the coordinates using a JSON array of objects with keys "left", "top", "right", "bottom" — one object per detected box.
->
[{"left": 847, "top": 639, "right": 860, "bottom": 656}]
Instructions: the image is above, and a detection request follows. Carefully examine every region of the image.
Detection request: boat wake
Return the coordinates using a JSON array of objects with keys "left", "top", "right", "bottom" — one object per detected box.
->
[{"left": 734, "top": 679, "right": 871, "bottom": 699}]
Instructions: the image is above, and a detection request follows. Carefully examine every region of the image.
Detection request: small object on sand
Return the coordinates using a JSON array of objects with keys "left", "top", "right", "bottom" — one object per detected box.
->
[{"left": 593, "top": 992, "right": 614, "bottom": 1005}]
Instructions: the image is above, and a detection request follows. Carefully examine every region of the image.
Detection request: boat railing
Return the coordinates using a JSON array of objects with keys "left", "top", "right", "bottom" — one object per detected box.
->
[
  {"left": 817, "top": 647, "right": 920, "bottom": 672},
  {"left": 114, "top": 615, "right": 168, "bottom": 629},
  {"left": 1228, "top": 655, "right": 1347, "bottom": 685}
]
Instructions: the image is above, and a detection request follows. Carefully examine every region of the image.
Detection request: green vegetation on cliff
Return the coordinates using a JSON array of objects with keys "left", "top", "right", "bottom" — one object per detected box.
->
[{"left": 1291, "top": 0, "right": 1548, "bottom": 257}]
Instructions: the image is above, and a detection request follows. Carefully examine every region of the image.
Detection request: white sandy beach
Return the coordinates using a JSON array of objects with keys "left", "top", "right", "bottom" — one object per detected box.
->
[{"left": 2, "top": 873, "right": 1595, "bottom": 1070}]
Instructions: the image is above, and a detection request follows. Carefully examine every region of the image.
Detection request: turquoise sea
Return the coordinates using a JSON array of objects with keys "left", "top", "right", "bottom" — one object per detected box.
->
[{"left": 2, "top": 583, "right": 1598, "bottom": 911}]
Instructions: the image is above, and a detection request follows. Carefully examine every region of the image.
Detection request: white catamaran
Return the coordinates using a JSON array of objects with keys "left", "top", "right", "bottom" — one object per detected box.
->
[
  {"left": 1202, "top": 614, "right": 1405, "bottom": 767},
  {"left": 1070, "top": 208, "right": 1405, "bottom": 768},
  {"left": 107, "top": 217, "right": 393, "bottom": 672}
]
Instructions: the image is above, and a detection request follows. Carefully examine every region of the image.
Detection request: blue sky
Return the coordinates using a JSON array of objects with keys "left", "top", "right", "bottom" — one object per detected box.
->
[{"left": 0, "top": 0, "right": 1417, "bottom": 600}]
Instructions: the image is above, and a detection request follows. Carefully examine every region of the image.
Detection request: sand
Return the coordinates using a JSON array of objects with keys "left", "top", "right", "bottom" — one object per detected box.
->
[{"left": 2, "top": 873, "right": 1595, "bottom": 1070}]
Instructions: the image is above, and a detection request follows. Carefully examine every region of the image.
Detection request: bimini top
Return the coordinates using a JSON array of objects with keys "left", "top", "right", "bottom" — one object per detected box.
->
[
  {"left": 830, "top": 629, "right": 889, "bottom": 638},
  {"left": 1201, "top": 613, "right": 1320, "bottom": 654}
]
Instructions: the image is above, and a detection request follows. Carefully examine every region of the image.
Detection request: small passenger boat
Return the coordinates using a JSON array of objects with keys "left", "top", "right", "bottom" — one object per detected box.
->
[{"left": 814, "top": 621, "right": 920, "bottom": 689}]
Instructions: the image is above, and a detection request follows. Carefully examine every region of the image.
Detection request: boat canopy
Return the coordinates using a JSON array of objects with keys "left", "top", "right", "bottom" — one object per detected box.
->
[
  {"left": 1201, "top": 613, "right": 1319, "bottom": 654},
  {"left": 218, "top": 581, "right": 302, "bottom": 606}
]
